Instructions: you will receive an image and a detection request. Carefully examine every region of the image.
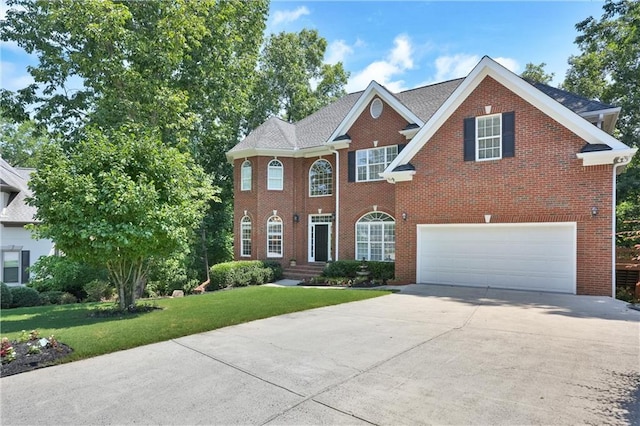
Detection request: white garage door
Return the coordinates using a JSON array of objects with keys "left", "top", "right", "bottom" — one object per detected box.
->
[{"left": 417, "top": 223, "right": 576, "bottom": 294}]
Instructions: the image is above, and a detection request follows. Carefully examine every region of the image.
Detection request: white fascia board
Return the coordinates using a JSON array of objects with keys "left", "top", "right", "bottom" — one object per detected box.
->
[
  {"left": 387, "top": 56, "right": 632, "bottom": 173},
  {"left": 226, "top": 146, "right": 337, "bottom": 163},
  {"left": 380, "top": 169, "right": 415, "bottom": 183},
  {"left": 580, "top": 107, "right": 621, "bottom": 119},
  {"left": 576, "top": 147, "right": 637, "bottom": 166},
  {"left": 326, "top": 81, "right": 424, "bottom": 144},
  {"left": 325, "top": 139, "right": 351, "bottom": 149}
]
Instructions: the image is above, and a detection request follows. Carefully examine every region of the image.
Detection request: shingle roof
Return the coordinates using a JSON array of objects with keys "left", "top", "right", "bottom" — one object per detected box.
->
[
  {"left": 0, "top": 158, "right": 38, "bottom": 224},
  {"left": 230, "top": 75, "right": 617, "bottom": 154},
  {"left": 525, "top": 79, "right": 617, "bottom": 114}
]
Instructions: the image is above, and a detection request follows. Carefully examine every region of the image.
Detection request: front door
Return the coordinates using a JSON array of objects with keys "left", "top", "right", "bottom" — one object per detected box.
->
[
  {"left": 308, "top": 215, "right": 332, "bottom": 262},
  {"left": 314, "top": 224, "right": 329, "bottom": 262}
]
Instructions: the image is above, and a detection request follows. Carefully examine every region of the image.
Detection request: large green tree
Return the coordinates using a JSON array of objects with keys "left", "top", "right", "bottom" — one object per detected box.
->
[
  {"left": 521, "top": 62, "right": 555, "bottom": 84},
  {"left": 0, "top": 114, "right": 48, "bottom": 167},
  {"left": 28, "top": 128, "right": 215, "bottom": 309},
  {"left": 248, "top": 29, "right": 349, "bottom": 128},
  {"left": 562, "top": 0, "right": 640, "bottom": 245},
  {"left": 1, "top": 0, "right": 268, "bottom": 273}
]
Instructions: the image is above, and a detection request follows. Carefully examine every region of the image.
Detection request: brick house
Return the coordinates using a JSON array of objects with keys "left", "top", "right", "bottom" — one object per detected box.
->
[{"left": 226, "top": 56, "right": 637, "bottom": 296}]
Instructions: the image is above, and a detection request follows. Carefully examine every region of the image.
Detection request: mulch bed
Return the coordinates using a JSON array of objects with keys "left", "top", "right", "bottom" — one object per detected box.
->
[{"left": 1, "top": 341, "right": 73, "bottom": 378}]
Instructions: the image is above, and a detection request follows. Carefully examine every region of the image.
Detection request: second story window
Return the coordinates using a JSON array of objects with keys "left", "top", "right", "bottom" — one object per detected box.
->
[
  {"left": 476, "top": 114, "right": 502, "bottom": 161},
  {"left": 267, "top": 159, "right": 283, "bottom": 190},
  {"left": 309, "top": 159, "right": 333, "bottom": 196},
  {"left": 356, "top": 145, "right": 398, "bottom": 182},
  {"left": 241, "top": 160, "right": 252, "bottom": 191}
]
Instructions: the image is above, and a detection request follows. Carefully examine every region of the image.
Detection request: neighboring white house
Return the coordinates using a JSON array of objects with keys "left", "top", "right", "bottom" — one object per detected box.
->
[{"left": 0, "top": 158, "right": 55, "bottom": 286}]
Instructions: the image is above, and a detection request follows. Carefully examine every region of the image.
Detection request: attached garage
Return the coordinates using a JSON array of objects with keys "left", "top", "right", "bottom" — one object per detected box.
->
[{"left": 416, "top": 223, "right": 577, "bottom": 294}]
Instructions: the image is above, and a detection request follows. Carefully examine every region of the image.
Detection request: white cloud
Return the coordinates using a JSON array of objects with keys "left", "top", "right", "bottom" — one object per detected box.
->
[
  {"left": 433, "top": 54, "right": 480, "bottom": 82},
  {"left": 346, "top": 34, "right": 415, "bottom": 93},
  {"left": 325, "top": 40, "right": 353, "bottom": 65},
  {"left": 494, "top": 57, "right": 520, "bottom": 73},
  {"left": 271, "top": 6, "right": 310, "bottom": 26}
]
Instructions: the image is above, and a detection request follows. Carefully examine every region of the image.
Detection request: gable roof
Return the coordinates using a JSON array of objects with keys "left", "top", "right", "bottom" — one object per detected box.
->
[
  {"left": 383, "top": 56, "right": 636, "bottom": 180},
  {"left": 0, "top": 158, "right": 39, "bottom": 225},
  {"left": 228, "top": 56, "right": 635, "bottom": 167}
]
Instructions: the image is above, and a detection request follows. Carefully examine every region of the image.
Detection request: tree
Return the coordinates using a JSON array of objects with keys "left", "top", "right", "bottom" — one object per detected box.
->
[
  {"left": 563, "top": 0, "right": 640, "bottom": 210},
  {"left": 521, "top": 62, "right": 555, "bottom": 84},
  {"left": 1, "top": 0, "right": 268, "bottom": 274},
  {"left": 249, "top": 29, "right": 349, "bottom": 128},
  {"left": 27, "top": 128, "right": 216, "bottom": 309},
  {"left": 0, "top": 113, "right": 48, "bottom": 167}
]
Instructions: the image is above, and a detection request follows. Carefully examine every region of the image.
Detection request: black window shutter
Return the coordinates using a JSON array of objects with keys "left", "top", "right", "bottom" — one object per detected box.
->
[
  {"left": 348, "top": 151, "right": 356, "bottom": 182},
  {"left": 502, "top": 111, "right": 515, "bottom": 158},
  {"left": 398, "top": 143, "right": 407, "bottom": 153},
  {"left": 463, "top": 117, "right": 475, "bottom": 161},
  {"left": 20, "top": 250, "right": 30, "bottom": 283}
]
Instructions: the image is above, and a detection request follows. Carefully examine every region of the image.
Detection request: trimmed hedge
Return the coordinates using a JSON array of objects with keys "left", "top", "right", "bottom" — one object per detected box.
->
[
  {"left": 1, "top": 282, "right": 12, "bottom": 309},
  {"left": 209, "top": 260, "right": 279, "bottom": 290},
  {"left": 9, "top": 286, "right": 41, "bottom": 308},
  {"left": 323, "top": 260, "right": 394, "bottom": 281}
]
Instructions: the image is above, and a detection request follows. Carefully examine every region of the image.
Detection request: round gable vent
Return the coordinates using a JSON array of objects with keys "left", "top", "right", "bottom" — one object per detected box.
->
[{"left": 370, "top": 98, "right": 383, "bottom": 119}]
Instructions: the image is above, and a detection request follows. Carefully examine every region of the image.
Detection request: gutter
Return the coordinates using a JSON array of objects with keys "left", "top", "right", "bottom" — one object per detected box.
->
[{"left": 612, "top": 155, "right": 634, "bottom": 298}]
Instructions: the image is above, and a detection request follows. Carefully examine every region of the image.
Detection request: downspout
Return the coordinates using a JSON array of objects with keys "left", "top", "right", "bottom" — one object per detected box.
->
[
  {"left": 330, "top": 148, "right": 340, "bottom": 261},
  {"left": 612, "top": 156, "right": 633, "bottom": 298}
]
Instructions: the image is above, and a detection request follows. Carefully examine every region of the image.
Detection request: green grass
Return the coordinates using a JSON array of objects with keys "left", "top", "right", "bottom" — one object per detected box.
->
[{"left": 0, "top": 286, "right": 389, "bottom": 363}]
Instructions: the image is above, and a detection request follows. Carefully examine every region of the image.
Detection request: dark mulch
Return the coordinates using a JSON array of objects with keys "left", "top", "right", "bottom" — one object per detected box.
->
[
  {"left": 1, "top": 341, "right": 73, "bottom": 378},
  {"left": 299, "top": 280, "right": 386, "bottom": 288}
]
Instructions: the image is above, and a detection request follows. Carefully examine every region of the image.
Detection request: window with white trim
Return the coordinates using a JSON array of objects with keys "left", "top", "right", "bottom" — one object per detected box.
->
[
  {"left": 2, "top": 251, "right": 19, "bottom": 283},
  {"left": 241, "top": 160, "right": 252, "bottom": 191},
  {"left": 240, "top": 216, "right": 252, "bottom": 257},
  {"left": 356, "top": 145, "right": 398, "bottom": 182},
  {"left": 309, "top": 159, "right": 332, "bottom": 196},
  {"left": 476, "top": 114, "right": 502, "bottom": 160},
  {"left": 355, "top": 212, "right": 395, "bottom": 261},
  {"left": 267, "top": 215, "right": 283, "bottom": 257},
  {"left": 267, "top": 159, "right": 283, "bottom": 190}
]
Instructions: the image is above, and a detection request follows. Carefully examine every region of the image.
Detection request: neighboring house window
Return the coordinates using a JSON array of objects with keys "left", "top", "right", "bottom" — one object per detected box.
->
[
  {"left": 267, "top": 159, "right": 283, "bottom": 190},
  {"left": 464, "top": 112, "right": 515, "bottom": 162},
  {"left": 240, "top": 216, "right": 252, "bottom": 257},
  {"left": 2, "top": 251, "right": 20, "bottom": 283},
  {"left": 241, "top": 160, "right": 252, "bottom": 191},
  {"left": 267, "top": 215, "right": 283, "bottom": 257},
  {"left": 309, "top": 159, "right": 333, "bottom": 196},
  {"left": 355, "top": 212, "right": 395, "bottom": 261},
  {"left": 355, "top": 145, "right": 398, "bottom": 182}
]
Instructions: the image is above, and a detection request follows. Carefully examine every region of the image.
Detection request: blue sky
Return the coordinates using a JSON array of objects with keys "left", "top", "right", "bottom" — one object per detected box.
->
[{"left": 1, "top": 1, "right": 606, "bottom": 95}]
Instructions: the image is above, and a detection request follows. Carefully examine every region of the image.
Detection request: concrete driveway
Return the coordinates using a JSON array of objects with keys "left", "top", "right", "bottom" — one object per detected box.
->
[{"left": 1, "top": 284, "right": 639, "bottom": 425}]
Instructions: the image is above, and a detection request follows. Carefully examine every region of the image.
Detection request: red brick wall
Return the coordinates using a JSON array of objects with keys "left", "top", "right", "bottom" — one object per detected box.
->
[
  {"left": 336, "top": 96, "right": 408, "bottom": 260},
  {"left": 394, "top": 76, "right": 613, "bottom": 295}
]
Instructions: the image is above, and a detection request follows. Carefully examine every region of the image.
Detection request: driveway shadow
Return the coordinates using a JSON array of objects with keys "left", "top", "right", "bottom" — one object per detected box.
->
[{"left": 386, "top": 283, "right": 640, "bottom": 322}]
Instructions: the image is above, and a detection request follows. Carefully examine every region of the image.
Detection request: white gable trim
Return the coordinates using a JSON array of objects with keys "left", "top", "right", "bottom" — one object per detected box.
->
[
  {"left": 383, "top": 56, "right": 635, "bottom": 181},
  {"left": 326, "top": 81, "right": 424, "bottom": 144}
]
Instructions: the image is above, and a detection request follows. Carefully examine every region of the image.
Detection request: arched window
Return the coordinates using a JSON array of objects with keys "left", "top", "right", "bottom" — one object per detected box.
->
[
  {"left": 309, "top": 159, "right": 333, "bottom": 196},
  {"left": 267, "top": 215, "right": 283, "bottom": 257},
  {"left": 240, "top": 216, "right": 252, "bottom": 257},
  {"left": 355, "top": 212, "right": 395, "bottom": 261},
  {"left": 241, "top": 160, "right": 252, "bottom": 191},
  {"left": 267, "top": 159, "right": 283, "bottom": 190}
]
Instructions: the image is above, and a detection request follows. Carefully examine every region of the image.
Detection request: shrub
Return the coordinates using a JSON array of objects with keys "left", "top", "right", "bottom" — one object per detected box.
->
[
  {"left": 262, "top": 261, "right": 283, "bottom": 280},
  {"left": 60, "top": 292, "right": 78, "bottom": 304},
  {"left": 84, "top": 280, "right": 115, "bottom": 302},
  {"left": 39, "top": 290, "right": 66, "bottom": 305},
  {"left": 323, "top": 260, "right": 363, "bottom": 278},
  {"left": 1, "top": 283, "right": 12, "bottom": 309},
  {"left": 209, "top": 261, "right": 275, "bottom": 290},
  {"left": 9, "top": 286, "right": 41, "bottom": 308},
  {"left": 367, "top": 261, "right": 395, "bottom": 281},
  {"left": 28, "top": 256, "right": 108, "bottom": 300}
]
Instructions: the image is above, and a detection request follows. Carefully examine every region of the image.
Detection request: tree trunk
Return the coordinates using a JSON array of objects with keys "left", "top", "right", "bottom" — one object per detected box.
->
[{"left": 108, "top": 257, "right": 149, "bottom": 310}]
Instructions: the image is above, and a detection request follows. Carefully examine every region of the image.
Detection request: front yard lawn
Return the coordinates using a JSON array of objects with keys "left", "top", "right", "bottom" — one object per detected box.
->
[{"left": 0, "top": 286, "right": 389, "bottom": 365}]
